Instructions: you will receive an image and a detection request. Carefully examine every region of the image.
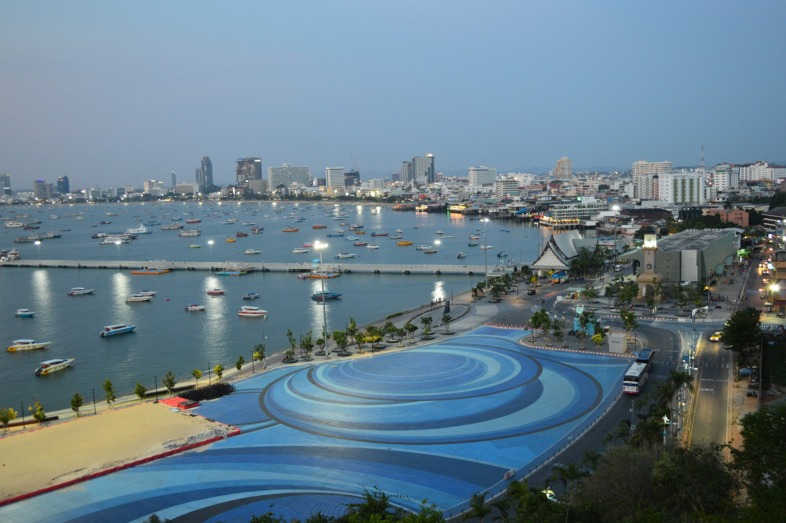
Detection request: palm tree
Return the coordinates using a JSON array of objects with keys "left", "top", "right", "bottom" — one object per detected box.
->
[
  {"left": 404, "top": 321, "right": 418, "bottom": 342},
  {"left": 191, "top": 369, "right": 202, "bottom": 387},
  {"left": 383, "top": 321, "right": 397, "bottom": 342},
  {"left": 420, "top": 315, "right": 433, "bottom": 338},
  {"left": 442, "top": 314, "right": 453, "bottom": 334},
  {"left": 463, "top": 491, "right": 490, "bottom": 523}
]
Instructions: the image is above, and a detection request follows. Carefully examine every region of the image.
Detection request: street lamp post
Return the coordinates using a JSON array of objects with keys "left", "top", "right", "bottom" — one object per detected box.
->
[
  {"left": 207, "top": 240, "right": 214, "bottom": 271},
  {"left": 482, "top": 217, "right": 490, "bottom": 283},
  {"left": 315, "top": 241, "right": 330, "bottom": 357},
  {"left": 611, "top": 204, "right": 621, "bottom": 266},
  {"left": 114, "top": 239, "right": 122, "bottom": 267},
  {"left": 34, "top": 240, "right": 41, "bottom": 266}
]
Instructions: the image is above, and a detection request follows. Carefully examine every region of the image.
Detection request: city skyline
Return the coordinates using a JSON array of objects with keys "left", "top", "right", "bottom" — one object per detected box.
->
[{"left": 2, "top": 1, "right": 784, "bottom": 189}]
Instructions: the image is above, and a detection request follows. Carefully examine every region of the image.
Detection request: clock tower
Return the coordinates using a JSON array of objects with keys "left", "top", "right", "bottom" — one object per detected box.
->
[{"left": 637, "top": 234, "right": 661, "bottom": 301}]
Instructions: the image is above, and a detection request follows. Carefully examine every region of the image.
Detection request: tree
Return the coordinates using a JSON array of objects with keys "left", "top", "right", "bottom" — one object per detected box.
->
[
  {"left": 619, "top": 308, "right": 638, "bottom": 341},
  {"left": 528, "top": 309, "right": 551, "bottom": 341},
  {"left": 70, "top": 393, "right": 84, "bottom": 417},
  {"left": 420, "top": 315, "right": 433, "bottom": 337},
  {"left": 731, "top": 402, "right": 786, "bottom": 519},
  {"left": 365, "top": 325, "right": 383, "bottom": 351},
  {"left": 345, "top": 486, "right": 406, "bottom": 522},
  {"left": 581, "top": 283, "right": 598, "bottom": 301},
  {"left": 213, "top": 364, "right": 224, "bottom": 381},
  {"left": 617, "top": 281, "right": 639, "bottom": 308},
  {"left": 441, "top": 314, "right": 453, "bottom": 334},
  {"left": 0, "top": 407, "right": 18, "bottom": 431},
  {"left": 299, "top": 330, "right": 314, "bottom": 359},
  {"left": 162, "top": 371, "right": 176, "bottom": 396},
  {"left": 722, "top": 307, "right": 762, "bottom": 365},
  {"left": 404, "top": 321, "right": 418, "bottom": 342},
  {"left": 286, "top": 328, "right": 297, "bottom": 353},
  {"left": 191, "top": 369, "right": 202, "bottom": 387},
  {"left": 383, "top": 321, "right": 398, "bottom": 342},
  {"left": 103, "top": 378, "right": 116, "bottom": 408},
  {"left": 135, "top": 382, "right": 147, "bottom": 401},
  {"left": 463, "top": 491, "right": 490, "bottom": 523},
  {"left": 332, "top": 330, "right": 349, "bottom": 355},
  {"left": 235, "top": 355, "right": 245, "bottom": 371},
  {"left": 29, "top": 399, "right": 46, "bottom": 423},
  {"left": 346, "top": 317, "right": 359, "bottom": 349},
  {"left": 354, "top": 331, "right": 365, "bottom": 353}
]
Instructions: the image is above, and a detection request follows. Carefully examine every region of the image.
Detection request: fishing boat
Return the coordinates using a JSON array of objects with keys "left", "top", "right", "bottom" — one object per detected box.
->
[
  {"left": 207, "top": 288, "right": 226, "bottom": 295},
  {"left": 366, "top": 244, "right": 380, "bottom": 249},
  {"left": 99, "top": 324, "right": 136, "bottom": 337},
  {"left": 68, "top": 287, "right": 95, "bottom": 296},
  {"left": 370, "top": 232, "right": 388, "bottom": 237},
  {"left": 334, "top": 252, "right": 356, "bottom": 259},
  {"left": 179, "top": 229, "right": 201, "bottom": 237},
  {"left": 35, "top": 358, "right": 75, "bottom": 376},
  {"left": 130, "top": 268, "right": 170, "bottom": 275},
  {"left": 184, "top": 304, "right": 206, "bottom": 312},
  {"left": 126, "top": 293, "right": 154, "bottom": 302},
  {"left": 251, "top": 226, "right": 263, "bottom": 234},
  {"left": 311, "top": 291, "right": 342, "bottom": 302},
  {"left": 242, "top": 292, "right": 260, "bottom": 300},
  {"left": 15, "top": 308, "right": 35, "bottom": 317},
  {"left": 353, "top": 241, "right": 368, "bottom": 247},
  {"left": 457, "top": 252, "right": 466, "bottom": 259},
  {"left": 189, "top": 243, "right": 202, "bottom": 248},
  {"left": 312, "top": 224, "right": 327, "bottom": 229},
  {"left": 282, "top": 227, "right": 299, "bottom": 233},
  {"left": 185, "top": 218, "right": 202, "bottom": 224},
  {"left": 238, "top": 306, "right": 267, "bottom": 318},
  {"left": 7, "top": 339, "right": 51, "bottom": 352},
  {"left": 396, "top": 241, "right": 413, "bottom": 246},
  {"left": 236, "top": 231, "right": 248, "bottom": 238},
  {"left": 244, "top": 249, "right": 261, "bottom": 255},
  {"left": 292, "top": 247, "right": 309, "bottom": 254},
  {"left": 137, "top": 290, "right": 157, "bottom": 296},
  {"left": 226, "top": 237, "right": 236, "bottom": 243}
]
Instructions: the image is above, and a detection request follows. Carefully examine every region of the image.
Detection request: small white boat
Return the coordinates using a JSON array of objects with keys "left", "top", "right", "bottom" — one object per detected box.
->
[
  {"left": 99, "top": 324, "right": 136, "bottom": 337},
  {"left": 416, "top": 244, "right": 431, "bottom": 251},
  {"left": 126, "top": 225, "right": 151, "bottom": 235},
  {"left": 423, "top": 248, "right": 438, "bottom": 254},
  {"left": 366, "top": 244, "right": 380, "bottom": 249},
  {"left": 242, "top": 292, "right": 260, "bottom": 300},
  {"left": 7, "top": 339, "right": 51, "bottom": 352},
  {"left": 244, "top": 249, "right": 261, "bottom": 255},
  {"left": 185, "top": 304, "right": 206, "bottom": 312},
  {"left": 457, "top": 252, "right": 466, "bottom": 259},
  {"left": 15, "top": 308, "right": 35, "bottom": 317},
  {"left": 189, "top": 243, "right": 202, "bottom": 248},
  {"left": 335, "top": 252, "right": 357, "bottom": 259},
  {"left": 238, "top": 306, "right": 267, "bottom": 318},
  {"left": 126, "top": 293, "right": 154, "bottom": 302},
  {"left": 137, "top": 290, "right": 157, "bottom": 296},
  {"left": 207, "top": 288, "right": 226, "bottom": 296},
  {"left": 68, "top": 287, "right": 95, "bottom": 296},
  {"left": 291, "top": 248, "right": 309, "bottom": 254},
  {"left": 35, "top": 358, "right": 75, "bottom": 376}
]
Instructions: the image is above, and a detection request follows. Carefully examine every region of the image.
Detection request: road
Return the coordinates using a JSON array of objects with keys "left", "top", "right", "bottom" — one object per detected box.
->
[{"left": 686, "top": 331, "right": 734, "bottom": 447}]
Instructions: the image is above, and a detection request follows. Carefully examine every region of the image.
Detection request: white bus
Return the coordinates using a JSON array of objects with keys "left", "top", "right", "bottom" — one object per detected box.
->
[{"left": 623, "top": 361, "right": 649, "bottom": 395}]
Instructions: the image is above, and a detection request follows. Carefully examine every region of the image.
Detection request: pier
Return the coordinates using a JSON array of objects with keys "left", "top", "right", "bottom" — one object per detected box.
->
[{"left": 0, "top": 259, "right": 502, "bottom": 276}]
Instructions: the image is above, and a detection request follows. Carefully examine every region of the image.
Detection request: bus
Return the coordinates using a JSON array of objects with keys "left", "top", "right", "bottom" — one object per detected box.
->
[
  {"left": 635, "top": 348, "right": 655, "bottom": 370},
  {"left": 623, "top": 361, "right": 649, "bottom": 394}
]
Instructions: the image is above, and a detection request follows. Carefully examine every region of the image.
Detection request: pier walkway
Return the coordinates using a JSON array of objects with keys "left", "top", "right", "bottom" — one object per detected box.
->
[{"left": 0, "top": 258, "right": 495, "bottom": 276}]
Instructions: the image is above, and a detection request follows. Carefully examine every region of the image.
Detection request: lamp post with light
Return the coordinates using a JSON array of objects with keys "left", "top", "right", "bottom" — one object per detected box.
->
[
  {"left": 207, "top": 239, "right": 214, "bottom": 271},
  {"left": 314, "top": 241, "right": 330, "bottom": 357},
  {"left": 482, "top": 217, "right": 490, "bottom": 283},
  {"left": 114, "top": 239, "right": 122, "bottom": 266},
  {"left": 34, "top": 240, "right": 41, "bottom": 267},
  {"left": 611, "top": 204, "right": 621, "bottom": 266}
]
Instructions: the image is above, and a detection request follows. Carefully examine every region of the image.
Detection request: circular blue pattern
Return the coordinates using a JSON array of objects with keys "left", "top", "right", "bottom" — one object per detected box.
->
[{"left": 261, "top": 337, "right": 602, "bottom": 443}]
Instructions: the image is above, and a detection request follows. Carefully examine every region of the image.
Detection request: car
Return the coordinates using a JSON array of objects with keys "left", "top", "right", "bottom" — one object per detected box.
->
[
  {"left": 526, "top": 288, "right": 536, "bottom": 295},
  {"left": 709, "top": 331, "right": 723, "bottom": 342},
  {"left": 777, "top": 312, "right": 785, "bottom": 318}
]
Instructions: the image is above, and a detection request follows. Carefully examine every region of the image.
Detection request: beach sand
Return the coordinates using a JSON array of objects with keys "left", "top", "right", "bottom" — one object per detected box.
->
[{"left": 0, "top": 401, "right": 230, "bottom": 502}]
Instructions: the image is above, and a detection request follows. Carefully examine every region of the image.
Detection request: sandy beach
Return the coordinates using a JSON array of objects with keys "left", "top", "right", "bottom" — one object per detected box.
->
[{"left": 0, "top": 402, "right": 232, "bottom": 503}]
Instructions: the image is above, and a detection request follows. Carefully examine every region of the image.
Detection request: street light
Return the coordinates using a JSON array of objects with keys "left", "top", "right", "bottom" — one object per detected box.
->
[
  {"left": 314, "top": 240, "right": 330, "bottom": 357},
  {"left": 114, "top": 239, "right": 122, "bottom": 266},
  {"left": 207, "top": 239, "right": 214, "bottom": 271},
  {"left": 482, "top": 217, "right": 490, "bottom": 283},
  {"left": 611, "top": 204, "right": 621, "bottom": 265},
  {"left": 34, "top": 240, "right": 41, "bottom": 266}
]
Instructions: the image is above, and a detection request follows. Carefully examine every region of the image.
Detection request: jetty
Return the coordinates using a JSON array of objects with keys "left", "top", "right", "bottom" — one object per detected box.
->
[{"left": 0, "top": 259, "right": 507, "bottom": 276}]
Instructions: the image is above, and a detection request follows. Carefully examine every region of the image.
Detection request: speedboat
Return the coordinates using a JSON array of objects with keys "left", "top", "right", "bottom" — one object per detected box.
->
[
  {"left": 334, "top": 252, "right": 356, "bottom": 259},
  {"left": 457, "top": 252, "right": 466, "bottom": 259},
  {"left": 244, "top": 249, "right": 261, "bottom": 255},
  {"left": 99, "top": 324, "right": 136, "bottom": 337},
  {"left": 126, "top": 293, "right": 154, "bottom": 302},
  {"left": 242, "top": 292, "right": 260, "bottom": 300},
  {"left": 185, "top": 304, "right": 206, "bottom": 312},
  {"left": 353, "top": 241, "right": 368, "bottom": 247},
  {"left": 366, "top": 244, "right": 380, "bottom": 249},
  {"left": 292, "top": 248, "right": 309, "bottom": 254},
  {"left": 207, "top": 288, "right": 226, "bottom": 296},
  {"left": 282, "top": 227, "right": 299, "bottom": 233},
  {"left": 311, "top": 291, "right": 342, "bottom": 302},
  {"left": 396, "top": 241, "right": 413, "bottom": 246},
  {"left": 137, "top": 290, "right": 157, "bottom": 296},
  {"left": 7, "top": 339, "right": 51, "bottom": 352},
  {"left": 423, "top": 248, "right": 437, "bottom": 254},
  {"left": 35, "top": 358, "right": 75, "bottom": 376},
  {"left": 15, "top": 308, "right": 35, "bottom": 317},
  {"left": 189, "top": 243, "right": 202, "bottom": 248},
  {"left": 68, "top": 287, "right": 95, "bottom": 296},
  {"left": 416, "top": 244, "right": 431, "bottom": 251},
  {"left": 238, "top": 306, "right": 267, "bottom": 318}
]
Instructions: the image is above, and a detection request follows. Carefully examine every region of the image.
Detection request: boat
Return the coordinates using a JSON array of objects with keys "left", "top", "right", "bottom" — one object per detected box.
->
[
  {"left": 244, "top": 249, "right": 261, "bottom": 255},
  {"left": 423, "top": 248, "right": 438, "bottom": 254},
  {"left": 468, "top": 241, "right": 479, "bottom": 247},
  {"left": 326, "top": 232, "right": 344, "bottom": 237},
  {"left": 35, "top": 358, "right": 75, "bottom": 376},
  {"left": 370, "top": 232, "right": 388, "bottom": 237},
  {"left": 236, "top": 231, "right": 248, "bottom": 238},
  {"left": 311, "top": 291, "right": 342, "bottom": 302},
  {"left": 185, "top": 218, "right": 201, "bottom": 224},
  {"left": 497, "top": 251, "right": 509, "bottom": 258},
  {"left": 335, "top": 252, "right": 356, "bottom": 259},
  {"left": 242, "top": 292, "right": 260, "bottom": 300},
  {"left": 353, "top": 241, "right": 368, "bottom": 247},
  {"left": 457, "top": 252, "right": 466, "bottom": 259},
  {"left": 480, "top": 245, "right": 493, "bottom": 250},
  {"left": 390, "top": 235, "right": 403, "bottom": 240},
  {"left": 292, "top": 248, "right": 309, "bottom": 254},
  {"left": 184, "top": 304, "right": 206, "bottom": 311},
  {"left": 207, "top": 288, "right": 226, "bottom": 296},
  {"left": 223, "top": 218, "right": 239, "bottom": 224},
  {"left": 366, "top": 244, "right": 380, "bottom": 249},
  {"left": 238, "top": 306, "right": 267, "bottom": 318},
  {"left": 137, "top": 290, "right": 157, "bottom": 296},
  {"left": 397, "top": 241, "right": 413, "bottom": 246},
  {"left": 126, "top": 293, "right": 154, "bottom": 302},
  {"left": 130, "top": 268, "right": 170, "bottom": 275},
  {"left": 469, "top": 234, "right": 481, "bottom": 240},
  {"left": 7, "top": 339, "right": 51, "bottom": 352},
  {"left": 297, "top": 271, "right": 341, "bottom": 279},
  {"left": 251, "top": 226, "right": 264, "bottom": 234},
  {"left": 416, "top": 244, "right": 431, "bottom": 251},
  {"left": 161, "top": 223, "right": 183, "bottom": 230},
  {"left": 226, "top": 237, "right": 236, "bottom": 243},
  {"left": 15, "top": 308, "right": 35, "bottom": 317},
  {"left": 312, "top": 224, "right": 327, "bottom": 229},
  {"left": 189, "top": 243, "right": 202, "bottom": 248},
  {"left": 126, "top": 225, "right": 151, "bottom": 235},
  {"left": 99, "top": 324, "right": 137, "bottom": 337},
  {"left": 346, "top": 235, "right": 359, "bottom": 241},
  {"left": 282, "top": 227, "right": 299, "bottom": 233},
  {"left": 302, "top": 242, "right": 314, "bottom": 248},
  {"left": 68, "top": 287, "right": 95, "bottom": 296},
  {"left": 178, "top": 229, "right": 201, "bottom": 237}
]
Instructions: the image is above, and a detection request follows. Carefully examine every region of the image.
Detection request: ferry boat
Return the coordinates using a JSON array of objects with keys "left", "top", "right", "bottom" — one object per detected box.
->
[
  {"left": 68, "top": 287, "right": 95, "bottom": 296},
  {"left": 185, "top": 304, "right": 206, "bottom": 312},
  {"left": 35, "top": 358, "right": 75, "bottom": 376},
  {"left": 8, "top": 339, "right": 51, "bottom": 352},
  {"left": 238, "top": 306, "right": 267, "bottom": 318},
  {"left": 126, "top": 225, "right": 151, "bottom": 235},
  {"left": 311, "top": 291, "right": 342, "bottom": 302},
  {"left": 15, "top": 308, "right": 35, "bottom": 317},
  {"left": 207, "top": 288, "right": 226, "bottom": 295},
  {"left": 99, "top": 324, "right": 136, "bottom": 337},
  {"left": 126, "top": 293, "right": 154, "bottom": 302},
  {"left": 282, "top": 227, "right": 299, "bottom": 233}
]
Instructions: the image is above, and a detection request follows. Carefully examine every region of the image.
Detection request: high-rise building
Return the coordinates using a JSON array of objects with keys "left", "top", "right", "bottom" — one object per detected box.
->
[
  {"left": 56, "top": 176, "right": 70, "bottom": 194},
  {"left": 33, "top": 179, "right": 47, "bottom": 200},
  {"left": 1, "top": 173, "right": 12, "bottom": 196},
  {"left": 325, "top": 167, "right": 346, "bottom": 194},
  {"left": 344, "top": 170, "right": 360, "bottom": 187},
  {"left": 711, "top": 164, "right": 740, "bottom": 192},
  {"left": 413, "top": 154, "right": 435, "bottom": 185},
  {"left": 632, "top": 160, "right": 672, "bottom": 200},
  {"left": 660, "top": 171, "right": 705, "bottom": 205},
  {"left": 236, "top": 158, "right": 262, "bottom": 187},
  {"left": 400, "top": 161, "right": 413, "bottom": 184},
  {"left": 268, "top": 164, "right": 310, "bottom": 191},
  {"left": 555, "top": 157, "right": 572, "bottom": 179},
  {"left": 196, "top": 156, "right": 214, "bottom": 193},
  {"left": 171, "top": 171, "right": 177, "bottom": 189},
  {"left": 143, "top": 180, "right": 166, "bottom": 196},
  {"left": 468, "top": 166, "right": 497, "bottom": 186}
]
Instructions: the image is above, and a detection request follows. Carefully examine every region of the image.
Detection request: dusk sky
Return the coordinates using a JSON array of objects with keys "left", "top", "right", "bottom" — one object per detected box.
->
[{"left": 2, "top": 1, "right": 784, "bottom": 190}]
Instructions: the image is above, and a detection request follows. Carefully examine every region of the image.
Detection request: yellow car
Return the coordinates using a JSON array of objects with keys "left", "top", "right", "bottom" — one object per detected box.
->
[{"left": 709, "top": 332, "right": 723, "bottom": 342}]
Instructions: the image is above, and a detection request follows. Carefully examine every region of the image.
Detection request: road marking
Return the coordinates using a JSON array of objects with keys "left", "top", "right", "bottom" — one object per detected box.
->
[{"left": 699, "top": 388, "right": 715, "bottom": 392}]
